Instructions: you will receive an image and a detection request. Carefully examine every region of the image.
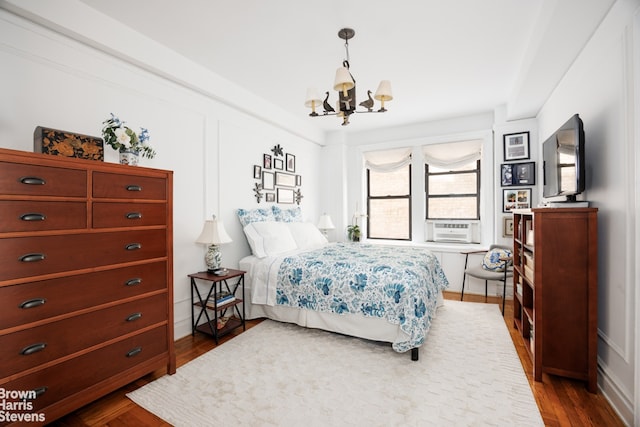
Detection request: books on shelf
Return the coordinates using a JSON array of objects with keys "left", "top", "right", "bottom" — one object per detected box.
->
[{"left": 209, "top": 291, "right": 236, "bottom": 306}]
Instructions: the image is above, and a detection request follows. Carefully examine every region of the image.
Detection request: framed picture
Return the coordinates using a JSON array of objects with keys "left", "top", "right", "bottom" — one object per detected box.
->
[
  {"left": 286, "top": 153, "right": 295, "bottom": 172},
  {"left": 275, "top": 172, "right": 296, "bottom": 187},
  {"left": 253, "top": 165, "right": 262, "bottom": 179},
  {"left": 295, "top": 175, "right": 302, "bottom": 186},
  {"left": 501, "top": 162, "right": 536, "bottom": 186},
  {"left": 503, "top": 217, "right": 514, "bottom": 237},
  {"left": 277, "top": 188, "right": 294, "bottom": 204},
  {"left": 512, "top": 162, "right": 535, "bottom": 185},
  {"left": 263, "top": 154, "right": 272, "bottom": 169},
  {"left": 265, "top": 193, "right": 275, "bottom": 202},
  {"left": 274, "top": 158, "right": 284, "bottom": 170},
  {"left": 503, "top": 131, "right": 530, "bottom": 161},
  {"left": 262, "top": 171, "right": 275, "bottom": 190},
  {"left": 503, "top": 188, "right": 531, "bottom": 213}
]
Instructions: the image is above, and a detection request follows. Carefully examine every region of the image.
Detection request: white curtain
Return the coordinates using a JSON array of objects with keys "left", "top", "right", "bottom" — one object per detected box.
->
[
  {"left": 422, "top": 139, "right": 482, "bottom": 169},
  {"left": 364, "top": 147, "right": 412, "bottom": 172}
]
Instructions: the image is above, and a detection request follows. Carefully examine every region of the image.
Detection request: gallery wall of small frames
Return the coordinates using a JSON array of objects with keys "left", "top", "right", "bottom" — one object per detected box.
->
[
  {"left": 252, "top": 144, "right": 303, "bottom": 205},
  {"left": 501, "top": 131, "right": 535, "bottom": 236}
]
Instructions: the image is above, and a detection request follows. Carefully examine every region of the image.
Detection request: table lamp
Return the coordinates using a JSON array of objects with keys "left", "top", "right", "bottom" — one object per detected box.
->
[
  {"left": 317, "top": 213, "right": 335, "bottom": 238},
  {"left": 195, "top": 215, "right": 232, "bottom": 273}
]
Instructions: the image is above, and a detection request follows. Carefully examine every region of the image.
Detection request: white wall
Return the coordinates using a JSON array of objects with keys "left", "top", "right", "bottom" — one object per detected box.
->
[
  {"left": 0, "top": 7, "right": 322, "bottom": 340},
  {"left": 536, "top": 0, "right": 640, "bottom": 424}
]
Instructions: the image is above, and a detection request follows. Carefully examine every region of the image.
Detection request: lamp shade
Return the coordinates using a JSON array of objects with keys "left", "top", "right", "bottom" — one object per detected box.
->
[
  {"left": 374, "top": 80, "right": 393, "bottom": 101},
  {"left": 196, "top": 215, "right": 232, "bottom": 245},
  {"left": 333, "top": 67, "right": 354, "bottom": 95},
  {"left": 317, "top": 214, "right": 335, "bottom": 230},
  {"left": 304, "top": 87, "right": 323, "bottom": 108}
]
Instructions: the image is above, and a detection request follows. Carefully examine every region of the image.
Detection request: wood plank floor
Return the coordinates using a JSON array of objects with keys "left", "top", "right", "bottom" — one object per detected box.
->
[{"left": 51, "top": 293, "right": 625, "bottom": 426}]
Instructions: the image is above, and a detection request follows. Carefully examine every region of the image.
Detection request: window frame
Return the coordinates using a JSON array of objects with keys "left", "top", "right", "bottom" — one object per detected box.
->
[
  {"left": 425, "top": 159, "right": 481, "bottom": 220},
  {"left": 366, "top": 164, "right": 412, "bottom": 241}
]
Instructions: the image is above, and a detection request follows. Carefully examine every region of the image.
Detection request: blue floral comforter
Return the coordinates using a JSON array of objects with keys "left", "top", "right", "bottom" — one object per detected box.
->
[{"left": 274, "top": 243, "right": 449, "bottom": 352}]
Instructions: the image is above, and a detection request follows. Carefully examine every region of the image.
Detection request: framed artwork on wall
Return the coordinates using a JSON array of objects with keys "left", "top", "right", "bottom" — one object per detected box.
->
[
  {"left": 262, "top": 171, "right": 275, "bottom": 190},
  {"left": 503, "top": 217, "right": 514, "bottom": 237},
  {"left": 275, "top": 172, "right": 296, "bottom": 187},
  {"left": 503, "top": 188, "right": 531, "bottom": 213},
  {"left": 286, "top": 153, "right": 295, "bottom": 172},
  {"left": 263, "top": 154, "right": 272, "bottom": 169},
  {"left": 253, "top": 165, "right": 262, "bottom": 179},
  {"left": 501, "top": 162, "right": 535, "bottom": 186},
  {"left": 274, "top": 158, "right": 284, "bottom": 170},
  {"left": 503, "top": 131, "right": 530, "bottom": 161},
  {"left": 265, "top": 193, "right": 275, "bottom": 202},
  {"left": 277, "top": 188, "right": 294, "bottom": 204}
]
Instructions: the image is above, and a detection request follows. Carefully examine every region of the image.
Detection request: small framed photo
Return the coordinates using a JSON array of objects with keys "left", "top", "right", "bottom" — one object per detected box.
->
[
  {"left": 253, "top": 165, "right": 262, "bottom": 179},
  {"left": 500, "top": 164, "right": 514, "bottom": 187},
  {"left": 263, "top": 154, "right": 272, "bottom": 169},
  {"left": 503, "top": 188, "right": 531, "bottom": 213},
  {"left": 503, "top": 131, "right": 530, "bottom": 161},
  {"left": 262, "top": 171, "right": 275, "bottom": 190},
  {"left": 265, "top": 193, "right": 275, "bottom": 202},
  {"left": 295, "top": 175, "right": 302, "bottom": 186},
  {"left": 274, "top": 158, "right": 284, "bottom": 170},
  {"left": 286, "top": 153, "right": 296, "bottom": 172},
  {"left": 513, "top": 162, "right": 535, "bottom": 185},
  {"left": 275, "top": 172, "right": 296, "bottom": 187},
  {"left": 277, "top": 188, "right": 294, "bottom": 204},
  {"left": 503, "top": 217, "right": 514, "bottom": 237}
]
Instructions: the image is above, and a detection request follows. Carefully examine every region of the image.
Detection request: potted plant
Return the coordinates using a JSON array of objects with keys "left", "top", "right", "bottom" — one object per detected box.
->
[
  {"left": 347, "top": 224, "right": 361, "bottom": 242},
  {"left": 102, "top": 113, "right": 155, "bottom": 165}
]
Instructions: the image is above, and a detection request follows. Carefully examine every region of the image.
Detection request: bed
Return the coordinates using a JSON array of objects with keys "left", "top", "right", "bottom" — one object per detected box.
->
[{"left": 236, "top": 207, "right": 449, "bottom": 360}]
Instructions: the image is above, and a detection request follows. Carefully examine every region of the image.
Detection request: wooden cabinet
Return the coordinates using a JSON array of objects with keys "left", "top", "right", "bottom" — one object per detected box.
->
[
  {"left": 512, "top": 208, "right": 598, "bottom": 392},
  {"left": 0, "top": 147, "right": 175, "bottom": 424}
]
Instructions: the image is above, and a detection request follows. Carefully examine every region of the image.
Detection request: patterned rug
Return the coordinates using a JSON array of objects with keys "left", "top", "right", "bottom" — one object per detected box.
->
[{"left": 127, "top": 300, "right": 543, "bottom": 426}]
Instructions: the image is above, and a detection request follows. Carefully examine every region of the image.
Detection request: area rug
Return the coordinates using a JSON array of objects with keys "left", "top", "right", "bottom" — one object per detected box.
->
[{"left": 127, "top": 300, "right": 543, "bottom": 426}]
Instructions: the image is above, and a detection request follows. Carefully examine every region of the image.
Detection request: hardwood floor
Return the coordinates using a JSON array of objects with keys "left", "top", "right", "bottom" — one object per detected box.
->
[{"left": 51, "top": 293, "right": 625, "bottom": 426}]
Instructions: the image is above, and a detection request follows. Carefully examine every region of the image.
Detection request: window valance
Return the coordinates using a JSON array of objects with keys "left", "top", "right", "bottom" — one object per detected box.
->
[
  {"left": 422, "top": 139, "right": 482, "bottom": 169},
  {"left": 364, "top": 147, "right": 412, "bottom": 172}
]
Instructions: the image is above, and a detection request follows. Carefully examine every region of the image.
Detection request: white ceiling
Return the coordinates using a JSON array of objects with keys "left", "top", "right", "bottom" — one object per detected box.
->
[{"left": 77, "top": 0, "right": 614, "bottom": 134}]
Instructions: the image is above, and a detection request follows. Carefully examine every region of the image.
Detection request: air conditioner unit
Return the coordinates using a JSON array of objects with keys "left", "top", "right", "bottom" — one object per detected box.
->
[{"left": 425, "top": 220, "right": 480, "bottom": 243}]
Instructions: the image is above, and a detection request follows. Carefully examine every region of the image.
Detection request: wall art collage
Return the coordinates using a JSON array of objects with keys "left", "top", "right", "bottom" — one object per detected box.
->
[
  {"left": 501, "top": 131, "right": 534, "bottom": 236},
  {"left": 252, "top": 144, "right": 303, "bottom": 204}
]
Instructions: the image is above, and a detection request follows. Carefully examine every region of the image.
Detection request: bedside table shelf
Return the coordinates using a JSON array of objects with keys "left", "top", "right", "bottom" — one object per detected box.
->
[{"left": 188, "top": 269, "right": 246, "bottom": 343}]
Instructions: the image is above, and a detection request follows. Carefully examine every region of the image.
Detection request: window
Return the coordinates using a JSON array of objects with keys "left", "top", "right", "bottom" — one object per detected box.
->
[
  {"left": 423, "top": 140, "right": 482, "bottom": 220},
  {"left": 364, "top": 148, "right": 412, "bottom": 240}
]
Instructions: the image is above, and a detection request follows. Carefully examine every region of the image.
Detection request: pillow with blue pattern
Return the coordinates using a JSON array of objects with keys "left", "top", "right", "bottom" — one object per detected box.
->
[
  {"left": 272, "top": 206, "right": 303, "bottom": 222},
  {"left": 236, "top": 208, "right": 275, "bottom": 227},
  {"left": 482, "top": 248, "right": 512, "bottom": 271}
]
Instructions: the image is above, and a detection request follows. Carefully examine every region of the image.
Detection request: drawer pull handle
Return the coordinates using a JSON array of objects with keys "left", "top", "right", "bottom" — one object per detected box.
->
[
  {"left": 125, "top": 278, "right": 142, "bottom": 286},
  {"left": 20, "top": 298, "right": 47, "bottom": 309},
  {"left": 126, "top": 312, "right": 143, "bottom": 322},
  {"left": 126, "top": 346, "right": 143, "bottom": 358},
  {"left": 20, "top": 253, "right": 46, "bottom": 263},
  {"left": 21, "top": 342, "right": 47, "bottom": 356},
  {"left": 30, "top": 387, "right": 48, "bottom": 399},
  {"left": 126, "top": 212, "right": 143, "bottom": 219},
  {"left": 126, "top": 185, "right": 142, "bottom": 192},
  {"left": 20, "top": 176, "right": 46, "bottom": 186},
  {"left": 125, "top": 243, "right": 142, "bottom": 251},
  {"left": 20, "top": 213, "right": 46, "bottom": 221}
]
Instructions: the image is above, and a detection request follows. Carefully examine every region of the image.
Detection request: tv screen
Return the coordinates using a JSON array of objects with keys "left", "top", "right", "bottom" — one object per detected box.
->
[{"left": 542, "top": 114, "right": 585, "bottom": 201}]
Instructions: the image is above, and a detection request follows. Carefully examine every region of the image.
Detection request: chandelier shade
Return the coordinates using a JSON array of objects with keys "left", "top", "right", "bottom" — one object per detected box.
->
[{"left": 305, "top": 28, "right": 392, "bottom": 126}]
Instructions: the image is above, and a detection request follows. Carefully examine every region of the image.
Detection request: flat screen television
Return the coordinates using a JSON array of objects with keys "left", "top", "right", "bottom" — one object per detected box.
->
[{"left": 542, "top": 114, "right": 585, "bottom": 202}]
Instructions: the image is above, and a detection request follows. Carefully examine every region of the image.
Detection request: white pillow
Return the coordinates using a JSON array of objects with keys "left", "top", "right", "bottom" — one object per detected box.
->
[
  {"left": 286, "top": 222, "right": 328, "bottom": 251},
  {"left": 243, "top": 221, "right": 298, "bottom": 258}
]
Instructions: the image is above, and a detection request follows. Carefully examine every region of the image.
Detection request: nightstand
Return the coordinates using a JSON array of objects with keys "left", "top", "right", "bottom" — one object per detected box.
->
[{"left": 188, "top": 269, "right": 246, "bottom": 343}]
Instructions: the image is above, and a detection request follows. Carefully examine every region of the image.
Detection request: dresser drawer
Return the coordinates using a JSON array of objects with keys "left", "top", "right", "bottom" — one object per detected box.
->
[
  {"left": 0, "top": 201, "right": 87, "bottom": 232},
  {"left": 0, "top": 162, "right": 86, "bottom": 197},
  {"left": 0, "top": 230, "right": 167, "bottom": 281},
  {"left": 93, "top": 171, "right": 166, "bottom": 200},
  {"left": 0, "top": 293, "right": 167, "bottom": 378},
  {"left": 1, "top": 326, "right": 168, "bottom": 412},
  {"left": 0, "top": 261, "right": 167, "bottom": 329},
  {"left": 92, "top": 202, "right": 166, "bottom": 228}
]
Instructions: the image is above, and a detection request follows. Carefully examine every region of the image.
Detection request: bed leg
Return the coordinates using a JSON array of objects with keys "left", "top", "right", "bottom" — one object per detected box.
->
[{"left": 411, "top": 348, "right": 419, "bottom": 361}]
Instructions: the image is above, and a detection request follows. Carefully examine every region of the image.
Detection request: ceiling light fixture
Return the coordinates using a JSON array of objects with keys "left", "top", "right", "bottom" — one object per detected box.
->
[{"left": 305, "top": 28, "right": 392, "bottom": 126}]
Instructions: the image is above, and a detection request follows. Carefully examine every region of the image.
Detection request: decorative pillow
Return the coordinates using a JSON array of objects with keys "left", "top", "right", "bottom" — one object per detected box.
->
[
  {"left": 236, "top": 208, "right": 275, "bottom": 227},
  {"left": 243, "top": 221, "right": 298, "bottom": 258},
  {"left": 286, "top": 222, "right": 328, "bottom": 251},
  {"left": 272, "top": 206, "right": 303, "bottom": 222},
  {"left": 482, "top": 248, "right": 512, "bottom": 271}
]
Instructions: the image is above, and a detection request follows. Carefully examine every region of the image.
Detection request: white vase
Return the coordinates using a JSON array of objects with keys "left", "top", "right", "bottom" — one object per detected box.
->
[{"left": 119, "top": 150, "right": 140, "bottom": 166}]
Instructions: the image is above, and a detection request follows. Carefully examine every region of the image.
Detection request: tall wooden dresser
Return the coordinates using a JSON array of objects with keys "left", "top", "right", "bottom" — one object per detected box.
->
[
  {"left": 0, "top": 147, "right": 175, "bottom": 424},
  {"left": 512, "top": 207, "right": 597, "bottom": 392}
]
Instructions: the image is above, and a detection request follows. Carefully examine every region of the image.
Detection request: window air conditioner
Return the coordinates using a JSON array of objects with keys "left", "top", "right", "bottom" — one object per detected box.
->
[{"left": 425, "top": 220, "right": 480, "bottom": 243}]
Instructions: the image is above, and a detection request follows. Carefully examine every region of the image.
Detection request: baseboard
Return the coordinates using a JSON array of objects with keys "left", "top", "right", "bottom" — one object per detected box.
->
[{"left": 598, "top": 364, "right": 634, "bottom": 426}]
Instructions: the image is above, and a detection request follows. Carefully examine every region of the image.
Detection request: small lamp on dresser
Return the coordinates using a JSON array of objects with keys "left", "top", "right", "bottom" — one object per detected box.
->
[
  {"left": 317, "top": 213, "right": 336, "bottom": 239},
  {"left": 196, "top": 215, "right": 232, "bottom": 273}
]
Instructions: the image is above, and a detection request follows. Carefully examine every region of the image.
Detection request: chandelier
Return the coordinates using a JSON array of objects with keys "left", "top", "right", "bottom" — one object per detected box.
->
[{"left": 304, "top": 28, "right": 393, "bottom": 126}]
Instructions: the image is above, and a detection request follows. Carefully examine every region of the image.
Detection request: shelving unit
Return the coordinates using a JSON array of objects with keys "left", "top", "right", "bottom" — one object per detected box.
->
[{"left": 512, "top": 207, "right": 598, "bottom": 393}]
